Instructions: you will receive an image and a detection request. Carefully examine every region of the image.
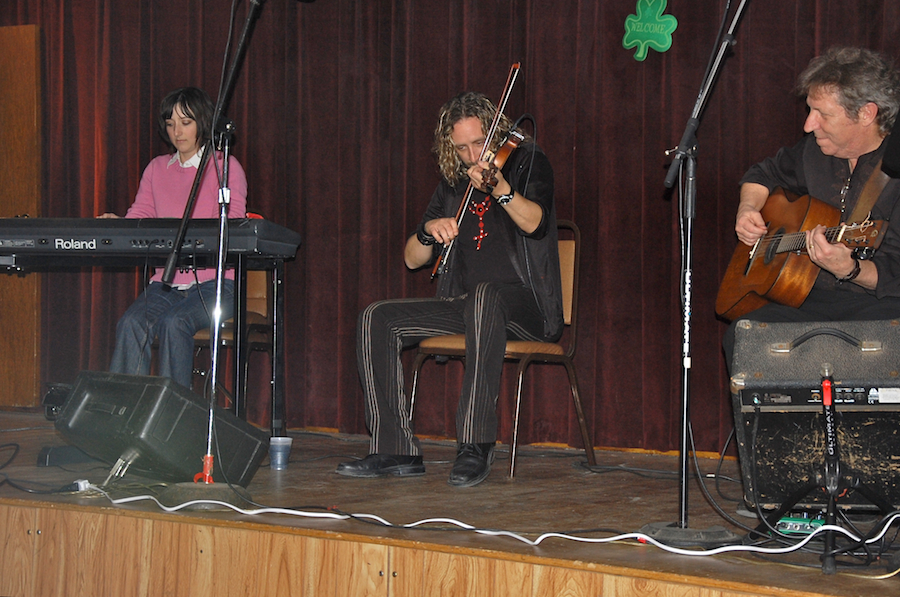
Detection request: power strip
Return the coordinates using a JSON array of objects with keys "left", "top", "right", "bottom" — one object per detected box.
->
[{"left": 776, "top": 516, "right": 824, "bottom": 535}]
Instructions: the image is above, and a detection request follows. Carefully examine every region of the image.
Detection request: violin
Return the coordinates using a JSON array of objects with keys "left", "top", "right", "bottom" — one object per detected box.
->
[
  {"left": 431, "top": 63, "right": 522, "bottom": 279},
  {"left": 481, "top": 129, "right": 525, "bottom": 193}
]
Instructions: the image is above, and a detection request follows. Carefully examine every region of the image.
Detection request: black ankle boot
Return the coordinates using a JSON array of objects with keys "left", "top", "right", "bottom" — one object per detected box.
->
[
  {"left": 336, "top": 453, "right": 425, "bottom": 477},
  {"left": 448, "top": 442, "right": 494, "bottom": 487}
]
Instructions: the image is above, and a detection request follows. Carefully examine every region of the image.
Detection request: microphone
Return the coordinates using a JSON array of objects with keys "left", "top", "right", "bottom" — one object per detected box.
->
[{"left": 664, "top": 117, "right": 699, "bottom": 188}]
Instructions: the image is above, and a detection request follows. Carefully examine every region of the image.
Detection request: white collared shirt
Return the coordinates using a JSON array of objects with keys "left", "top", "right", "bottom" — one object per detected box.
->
[{"left": 167, "top": 144, "right": 205, "bottom": 169}]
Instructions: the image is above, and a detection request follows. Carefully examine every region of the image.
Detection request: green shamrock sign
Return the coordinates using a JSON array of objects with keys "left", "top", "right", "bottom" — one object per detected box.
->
[{"left": 623, "top": 0, "right": 678, "bottom": 62}]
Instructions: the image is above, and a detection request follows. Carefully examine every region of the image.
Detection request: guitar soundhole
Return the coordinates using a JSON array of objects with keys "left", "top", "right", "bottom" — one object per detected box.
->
[{"left": 763, "top": 227, "right": 786, "bottom": 264}]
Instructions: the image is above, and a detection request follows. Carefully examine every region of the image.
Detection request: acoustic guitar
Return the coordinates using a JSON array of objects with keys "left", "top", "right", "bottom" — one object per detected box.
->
[{"left": 715, "top": 187, "right": 887, "bottom": 321}]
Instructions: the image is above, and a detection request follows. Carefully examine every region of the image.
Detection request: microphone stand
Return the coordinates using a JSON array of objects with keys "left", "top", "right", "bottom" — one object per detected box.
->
[
  {"left": 193, "top": 121, "right": 234, "bottom": 486},
  {"left": 159, "top": 0, "right": 266, "bottom": 509},
  {"left": 640, "top": 0, "right": 749, "bottom": 547}
]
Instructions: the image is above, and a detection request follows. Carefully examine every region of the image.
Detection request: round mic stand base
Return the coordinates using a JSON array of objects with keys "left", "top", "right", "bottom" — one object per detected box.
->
[
  {"left": 639, "top": 521, "right": 741, "bottom": 549},
  {"left": 158, "top": 481, "right": 253, "bottom": 511}
]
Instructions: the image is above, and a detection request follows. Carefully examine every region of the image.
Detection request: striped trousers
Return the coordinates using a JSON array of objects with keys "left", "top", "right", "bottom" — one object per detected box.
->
[{"left": 357, "top": 282, "right": 545, "bottom": 455}]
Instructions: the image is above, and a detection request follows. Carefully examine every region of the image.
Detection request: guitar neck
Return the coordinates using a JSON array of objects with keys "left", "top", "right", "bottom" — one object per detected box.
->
[{"left": 769, "top": 223, "right": 865, "bottom": 255}]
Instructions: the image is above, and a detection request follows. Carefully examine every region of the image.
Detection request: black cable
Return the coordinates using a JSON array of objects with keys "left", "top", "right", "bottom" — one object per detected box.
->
[
  {"left": 0, "top": 443, "right": 92, "bottom": 495},
  {"left": 748, "top": 406, "right": 800, "bottom": 543},
  {"left": 579, "top": 460, "right": 681, "bottom": 480},
  {"left": 713, "top": 426, "right": 743, "bottom": 503},
  {"left": 0, "top": 442, "right": 20, "bottom": 470},
  {"left": 686, "top": 423, "right": 759, "bottom": 537}
]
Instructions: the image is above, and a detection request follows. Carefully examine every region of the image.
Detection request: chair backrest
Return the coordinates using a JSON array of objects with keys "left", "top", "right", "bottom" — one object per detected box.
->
[
  {"left": 556, "top": 220, "right": 580, "bottom": 354},
  {"left": 245, "top": 269, "right": 270, "bottom": 322},
  {"left": 559, "top": 240, "right": 576, "bottom": 325},
  {"left": 557, "top": 220, "right": 579, "bottom": 325}
]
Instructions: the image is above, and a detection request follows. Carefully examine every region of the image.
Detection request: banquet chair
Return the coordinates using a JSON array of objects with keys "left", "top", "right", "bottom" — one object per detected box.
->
[{"left": 408, "top": 220, "right": 596, "bottom": 477}]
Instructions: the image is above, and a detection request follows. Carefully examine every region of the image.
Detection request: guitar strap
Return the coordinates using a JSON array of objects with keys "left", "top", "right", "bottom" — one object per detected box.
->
[{"left": 847, "top": 159, "right": 889, "bottom": 223}]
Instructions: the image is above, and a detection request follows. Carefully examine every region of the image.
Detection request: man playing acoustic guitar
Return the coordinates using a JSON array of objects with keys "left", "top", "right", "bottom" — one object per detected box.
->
[{"left": 721, "top": 47, "right": 900, "bottom": 366}]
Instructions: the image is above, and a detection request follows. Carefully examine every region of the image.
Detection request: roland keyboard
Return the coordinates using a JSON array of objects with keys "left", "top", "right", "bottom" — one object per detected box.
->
[{"left": 0, "top": 217, "right": 302, "bottom": 269}]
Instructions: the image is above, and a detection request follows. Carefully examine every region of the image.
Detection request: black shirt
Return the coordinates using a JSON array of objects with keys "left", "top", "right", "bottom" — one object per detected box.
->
[{"left": 415, "top": 140, "right": 564, "bottom": 340}]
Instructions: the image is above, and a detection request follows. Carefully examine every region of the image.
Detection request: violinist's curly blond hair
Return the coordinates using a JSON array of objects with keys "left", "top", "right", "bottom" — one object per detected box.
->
[{"left": 433, "top": 92, "right": 514, "bottom": 186}]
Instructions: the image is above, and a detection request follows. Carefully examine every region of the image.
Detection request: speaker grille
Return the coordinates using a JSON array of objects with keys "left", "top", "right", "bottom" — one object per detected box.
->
[{"left": 732, "top": 320, "right": 900, "bottom": 510}]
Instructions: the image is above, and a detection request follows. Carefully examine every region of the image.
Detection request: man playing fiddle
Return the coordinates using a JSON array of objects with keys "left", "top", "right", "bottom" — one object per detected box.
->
[{"left": 336, "top": 91, "right": 563, "bottom": 487}]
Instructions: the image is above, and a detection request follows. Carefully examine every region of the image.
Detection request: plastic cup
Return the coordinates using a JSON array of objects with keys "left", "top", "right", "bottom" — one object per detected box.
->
[{"left": 268, "top": 436, "right": 292, "bottom": 471}]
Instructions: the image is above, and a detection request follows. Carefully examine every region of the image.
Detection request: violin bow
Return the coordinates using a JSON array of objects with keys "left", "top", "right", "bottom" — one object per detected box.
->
[{"left": 431, "top": 62, "right": 521, "bottom": 280}]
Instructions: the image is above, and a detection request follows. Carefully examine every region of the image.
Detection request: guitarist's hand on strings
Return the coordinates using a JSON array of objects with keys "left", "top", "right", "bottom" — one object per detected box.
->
[
  {"left": 806, "top": 224, "right": 877, "bottom": 289},
  {"left": 736, "top": 208, "right": 768, "bottom": 246},
  {"left": 735, "top": 183, "right": 770, "bottom": 246}
]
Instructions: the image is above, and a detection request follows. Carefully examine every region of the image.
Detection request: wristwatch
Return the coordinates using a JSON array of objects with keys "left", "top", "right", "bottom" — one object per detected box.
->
[{"left": 496, "top": 190, "right": 514, "bottom": 205}]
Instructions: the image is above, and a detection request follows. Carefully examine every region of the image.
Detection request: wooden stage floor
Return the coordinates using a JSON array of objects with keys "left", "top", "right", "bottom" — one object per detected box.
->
[{"left": 1, "top": 410, "right": 898, "bottom": 596}]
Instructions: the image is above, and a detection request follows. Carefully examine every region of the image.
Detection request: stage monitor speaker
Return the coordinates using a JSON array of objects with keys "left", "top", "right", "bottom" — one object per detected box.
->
[
  {"left": 54, "top": 371, "right": 269, "bottom": 487},
  {"left": 730, "top": 319, "right": 900, "bottom": 511}
]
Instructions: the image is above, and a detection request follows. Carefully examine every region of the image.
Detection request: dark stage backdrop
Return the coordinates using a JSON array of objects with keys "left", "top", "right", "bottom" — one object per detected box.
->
[{"left": 3, "top": 1, "right": 900, "bottom": 454}]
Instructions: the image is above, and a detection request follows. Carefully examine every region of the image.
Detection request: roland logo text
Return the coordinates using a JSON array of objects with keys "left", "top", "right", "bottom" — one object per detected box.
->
[{"left": 55, "top": 238, "right": 97, "bottom": 250}]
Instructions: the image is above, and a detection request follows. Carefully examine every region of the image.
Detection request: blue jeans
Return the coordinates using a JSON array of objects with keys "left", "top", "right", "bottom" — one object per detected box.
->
[{"left": 109, "top": 279, "right": 235, "bottom": 389}]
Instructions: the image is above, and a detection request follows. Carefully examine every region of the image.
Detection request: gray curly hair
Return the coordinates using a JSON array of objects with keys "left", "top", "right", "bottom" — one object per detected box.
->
[{"left": 796, "top": 47, "right": 900, "bottom": 136}]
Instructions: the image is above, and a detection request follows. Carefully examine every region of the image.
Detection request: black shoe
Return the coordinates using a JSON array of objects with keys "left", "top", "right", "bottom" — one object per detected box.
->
[
  {"left": 448, "top": 442, "right": 494, "bottom": 487},
  {"left": 335, "top": 453, "right": 425, "bottom": 478}
]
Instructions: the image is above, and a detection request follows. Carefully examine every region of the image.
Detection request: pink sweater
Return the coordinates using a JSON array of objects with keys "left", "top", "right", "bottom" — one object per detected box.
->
[{"left": 126, "top": 152, "right": 248, "bottom": 286}]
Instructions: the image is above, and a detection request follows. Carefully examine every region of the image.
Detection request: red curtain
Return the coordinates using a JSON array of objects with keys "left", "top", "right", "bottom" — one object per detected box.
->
[{"left": 4, "top": 0, "right": 900, "bottom": 453}]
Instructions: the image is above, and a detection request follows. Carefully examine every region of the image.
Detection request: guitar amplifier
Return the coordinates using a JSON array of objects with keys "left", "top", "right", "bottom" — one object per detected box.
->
[{"left": 730, "top": 319, "right": 900, "bottom": 511}]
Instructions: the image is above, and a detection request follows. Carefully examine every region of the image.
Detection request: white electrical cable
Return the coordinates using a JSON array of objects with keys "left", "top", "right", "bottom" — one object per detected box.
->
[{"left": 87, "top": 483, "right": 900, "bottom": 561}]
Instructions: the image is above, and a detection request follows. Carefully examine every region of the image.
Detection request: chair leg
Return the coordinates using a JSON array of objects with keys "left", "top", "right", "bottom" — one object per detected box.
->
[
  {"left": 509, "top": 356, "right": 535, "bottom": 478},
  {"left": 409, "top": 351, "right": 430, "bottom": 420},
  {"left": 237, "top": 347, "right": 255, "bottom": 419},
  {"left": 565, "top": 361, "right": 596, "bottom": 467}
]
